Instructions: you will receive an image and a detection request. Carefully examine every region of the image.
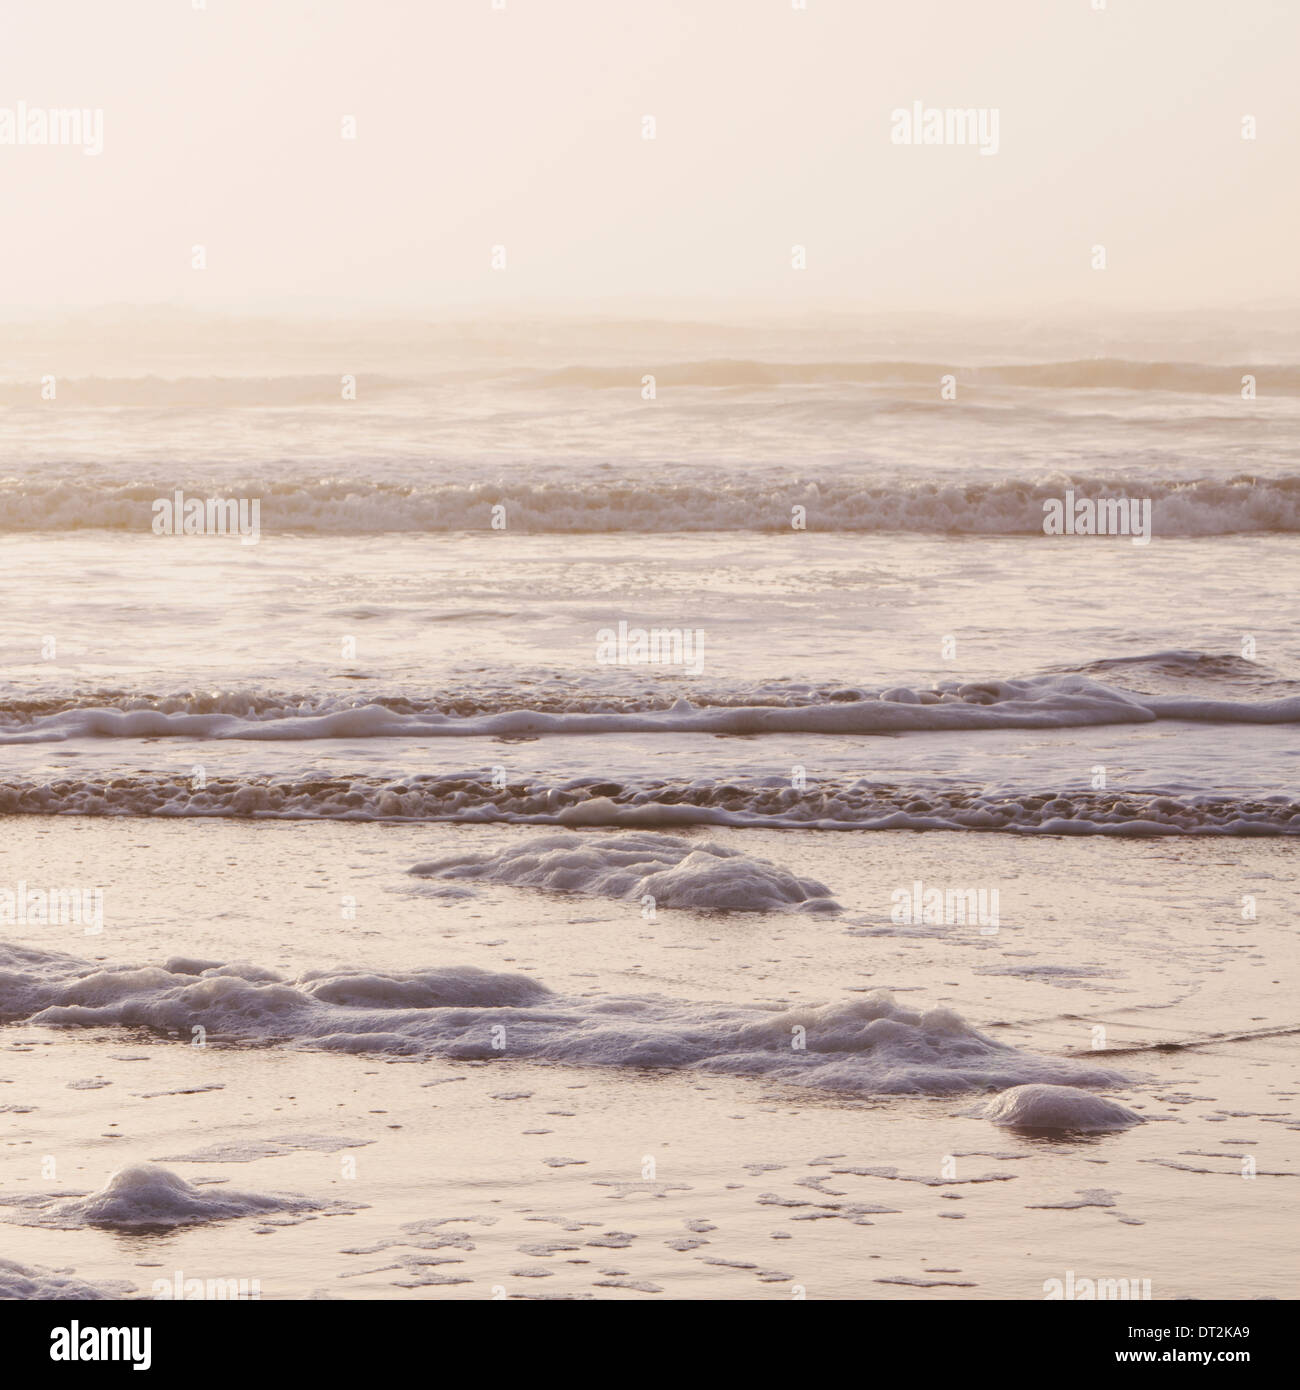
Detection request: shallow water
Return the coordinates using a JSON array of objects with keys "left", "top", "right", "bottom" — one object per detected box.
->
[
  {"left": 2, "top": 320, "right": 1297, "bottom": 1299},
  {"left": 1, "top": 818, "right": 1295, "bottom": 1299}
]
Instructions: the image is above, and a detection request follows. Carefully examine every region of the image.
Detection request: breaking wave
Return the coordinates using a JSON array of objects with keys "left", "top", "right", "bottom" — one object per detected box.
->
[
  {"left": 1, "top": 473, "right": 1297, "bottom": 534},
  {"left": 1, "top": 674, "right": 1296, "bottom": 746}
]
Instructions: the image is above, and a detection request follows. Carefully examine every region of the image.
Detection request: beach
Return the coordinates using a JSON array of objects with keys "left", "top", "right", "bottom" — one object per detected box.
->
[
  {"left": 2, "top": 0, "right": 1298, "bottom": 1314},
  {"left": 3, "top": 813, "right": 1296, "bottom": 1300}
]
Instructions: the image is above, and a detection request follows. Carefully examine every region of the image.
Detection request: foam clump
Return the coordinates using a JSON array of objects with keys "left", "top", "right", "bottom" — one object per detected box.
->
[
  {"left": 0, "top": 943, "right": 1130, "bottom": 1099},
  {"left": 301, "top": 965, "right": 551, "bottom": 1009},
  {"left": 0, "top": 1256, "right": 135, "bottom": 1300},
  {"left": 17, "top": 1163, "right": 341, "bottom": 1230},
  {"left": 723, "top": 995, "right": 1126, "bottom": 1095},
  {"left": 410, "top": 832, "right": 840, "bottom": 913},
  {"left": 981, "top": 1083, "right": 1144, "bottom": 1131},
  {"left": 164, "top": 957, "right": 284, "bottom": 982}
]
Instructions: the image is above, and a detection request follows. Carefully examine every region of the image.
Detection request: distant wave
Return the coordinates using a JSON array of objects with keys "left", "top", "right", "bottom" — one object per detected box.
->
[
  {"left": 1, "top": 474, "right": 1297, "bottom": 534},
  {"left": 0, "top": 771, "right": 1294, "bottom": 834},
  {"left": 4, "top": 360, "right": 1298, "bottom": 404},
  {"left": 0, "top": 374, "right": 416, "bottom": 407},
  {"left": 532, "top": 359, "right": 1300, "bottom": 394}
]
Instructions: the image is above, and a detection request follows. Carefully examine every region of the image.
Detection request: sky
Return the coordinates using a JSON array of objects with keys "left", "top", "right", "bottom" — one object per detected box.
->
[{"left": 1, "top": 0, "right": 1297, "bottom": 315}]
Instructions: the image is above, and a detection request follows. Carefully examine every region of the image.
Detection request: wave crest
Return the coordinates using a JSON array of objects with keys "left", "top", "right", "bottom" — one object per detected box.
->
[{"left": 1, "top": 474, "right": 1298, "bottom": 534}]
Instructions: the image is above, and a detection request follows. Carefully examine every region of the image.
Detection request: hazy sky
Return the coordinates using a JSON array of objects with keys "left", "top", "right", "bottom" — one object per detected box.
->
[{"left": 2, "top": 0, "right": 1297, "bottom": 313}]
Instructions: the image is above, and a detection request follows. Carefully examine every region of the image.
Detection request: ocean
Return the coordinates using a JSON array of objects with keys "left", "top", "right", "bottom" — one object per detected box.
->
[{"left": 1, "top": 314, "right": 1296, "bottom": 1300}]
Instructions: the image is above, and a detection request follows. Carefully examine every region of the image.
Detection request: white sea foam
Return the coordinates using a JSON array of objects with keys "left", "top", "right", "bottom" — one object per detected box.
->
[
  {"left": 0, "top": 769, "right": 1292, "bottom": 834},
  {"left": 409, "top": 833, "right": 841, "bottom": 913},
  {"left": 0, "top": 942, "right": 1129, "bottom": 1097},
  {"left": 0, "top": 1163, "right": 357, "bottom": 1230},
  {"left": 0, "top": 1256, "right": 136, "bottom": 1300},
  {"left": 2, "top": 674, "right": 1294, "bottom": 747},
  {"left": 980, "top": 1083, "right": 1145, "bottom": 1131}
]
